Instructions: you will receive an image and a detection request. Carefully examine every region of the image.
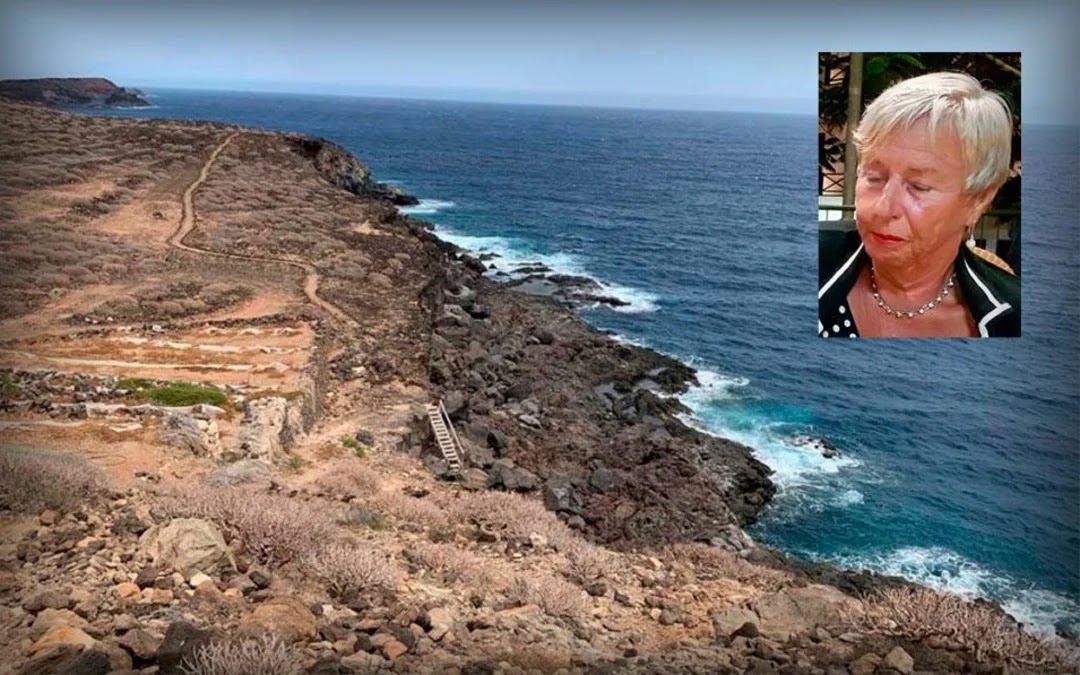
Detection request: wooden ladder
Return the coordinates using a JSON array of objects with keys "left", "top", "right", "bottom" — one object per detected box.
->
[{"left": 425, "top": 400, "right": 463, "bottom": 475}]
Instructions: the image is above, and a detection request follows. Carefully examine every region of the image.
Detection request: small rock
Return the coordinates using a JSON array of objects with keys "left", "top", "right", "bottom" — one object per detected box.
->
[
  {"left": 883, "top": 646, "right": 915, "bottom": 674},
  {"left": 249, "top": 568, "right": 272, "bottom": 589},
  {"left": 134, "top": 567, "right": 158, "bottom": 589},
  {"left": 848, "top": 652, "right": 882, "bottom": 675},
  {"left": 140, "top": 588, "right": 174, "bottom": 605},
  {"left": 459, "top": 468, "right": 488, "bottom": 491},
  {"left": 112, "top": 614, "right": 138, "bottom": 632},
  {"left": 97, "top": 639, "right": 133, "bottom": 671},
  {"left": 118, "top": 628, "right": 161, "bottom": 660},
  {"left": 382, "top": 638, "right": 408, "bottom": 659},
  {"left": 589, "top": 465, "right": 615, "bottom": 493},
  {"left": 112, "top": 582, "right": 140, "bottom": 599},
  {"left": 39, "top": 510, "right": 59, "bottom": 526},
  {"left": 188, "top": 572, "right": 213, "bottom": 588},
  {"left": 423, "top": 607, "right": 454, "bottom": 642},
  {"left": 585, "top": 581, "right": 608, "bottom": 597},
  {"left": 29, "top": 625, "right": 98, "bottom": 655},
  {"left": 342, "top": 652, "right": 384, "bottom": 670},
  {"left": 156, "top": 620, "right": 218, "bottom": 675},
  {"left": 239, "top": 595, "right": 316, "bottom": 642},
  {"left": 745, "top": 658, "right": 780, "bottom": 675},
  {"left": 31, "top": 608, "right": 90, "bottom": 638},
  {"left": 17, "top": 646, "right": 110, "bottom": 675},
  {"left": 732, "top": 621, "right": 760, "bottom": 639},
  {"left": 23, "top": 589, "right": 73, "bottom": 613}
]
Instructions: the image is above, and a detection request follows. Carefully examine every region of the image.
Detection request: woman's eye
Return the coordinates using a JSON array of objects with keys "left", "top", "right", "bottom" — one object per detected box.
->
[
  {"left": 864, "top": 173, "right": 884, "bottom": 184},
  {"left": 910, "top": 183, "right": 931, "bottom": 193}
]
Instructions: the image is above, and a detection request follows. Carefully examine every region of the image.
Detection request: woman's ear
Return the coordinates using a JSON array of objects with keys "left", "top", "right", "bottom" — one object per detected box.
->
[{"left": 967, "top": 188, "right": 999, "bottom": 225}]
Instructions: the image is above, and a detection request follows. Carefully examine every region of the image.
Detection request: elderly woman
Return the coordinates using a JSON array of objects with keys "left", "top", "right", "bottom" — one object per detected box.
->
[{"left": 819, "top": 72, "right": 1020, "bottom": 337}]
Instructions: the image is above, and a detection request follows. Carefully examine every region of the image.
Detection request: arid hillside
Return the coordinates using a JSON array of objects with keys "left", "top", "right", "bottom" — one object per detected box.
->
[{"left": 0, "top": 100, "right": 1072, "bottom": 674}]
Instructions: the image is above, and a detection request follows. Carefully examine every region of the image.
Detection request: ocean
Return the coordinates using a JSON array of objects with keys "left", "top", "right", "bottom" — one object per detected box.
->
[{"left": 84, "top": 89, "right": 1079, "bottom": 633}]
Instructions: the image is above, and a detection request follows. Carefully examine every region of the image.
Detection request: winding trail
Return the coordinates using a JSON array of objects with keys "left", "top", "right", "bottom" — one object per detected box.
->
[{"left": 169, "top": 133, "right": 356, "bottom": 327}]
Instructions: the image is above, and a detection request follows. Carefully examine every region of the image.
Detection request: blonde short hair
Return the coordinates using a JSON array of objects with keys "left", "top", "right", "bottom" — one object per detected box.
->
[{"left": 853, "top": 71, "right": 1013, "bottom": 193}]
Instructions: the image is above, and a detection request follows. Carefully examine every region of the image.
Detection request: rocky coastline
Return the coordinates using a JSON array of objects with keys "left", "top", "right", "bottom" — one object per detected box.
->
[{"left": 0, "top": 98, "right": 1072, "bottom": 674}]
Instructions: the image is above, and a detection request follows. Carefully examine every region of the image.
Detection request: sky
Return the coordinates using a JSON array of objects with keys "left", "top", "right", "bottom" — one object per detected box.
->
[{"left": 0, "top": 0, "right": 1078, "bottom": 122}]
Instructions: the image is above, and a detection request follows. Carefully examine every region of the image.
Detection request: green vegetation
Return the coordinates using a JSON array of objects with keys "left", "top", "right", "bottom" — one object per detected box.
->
[
  {"left": 117, "top": 376, "right": 155, "bottom": 390},
  {"left": 0, "top": 373, "right": 17, "bottom": 400},
  {"left": 286, "top": 455, "right": 305, "bottom": 472},
  {"left": 120, "top": 377, "right": 228, "bottom": 407},
  {"left": 341, "top": 436, "right": 367, "bottom": 458},
  {"left": 247, "top": 388, "right": 306, "bottom": 402}
]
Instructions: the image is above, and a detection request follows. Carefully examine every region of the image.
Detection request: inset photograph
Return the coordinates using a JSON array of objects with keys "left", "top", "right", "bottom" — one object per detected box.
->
[{"left": 818, "top": 53, "right": 1021, "bottom": 338}]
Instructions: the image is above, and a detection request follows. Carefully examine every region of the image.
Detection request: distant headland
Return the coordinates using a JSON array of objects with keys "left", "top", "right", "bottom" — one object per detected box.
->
[{"left": 0, "top": 77, "right": 150, "bottom": 107}]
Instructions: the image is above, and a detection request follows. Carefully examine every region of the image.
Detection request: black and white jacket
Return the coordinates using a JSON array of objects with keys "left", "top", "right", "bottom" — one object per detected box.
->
[{"left": 818, "top": 228, "right": 1021, "bottom": 338}]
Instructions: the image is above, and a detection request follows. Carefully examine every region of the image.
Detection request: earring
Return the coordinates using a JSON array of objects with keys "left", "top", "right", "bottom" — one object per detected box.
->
[{"left": 965, "top": 225, "right": 976, "bottom": 249}]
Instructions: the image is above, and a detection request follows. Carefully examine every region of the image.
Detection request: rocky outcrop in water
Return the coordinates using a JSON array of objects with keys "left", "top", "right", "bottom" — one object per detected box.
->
[{"left": 286, "top": 135, "right": 418, "bottom": 206}]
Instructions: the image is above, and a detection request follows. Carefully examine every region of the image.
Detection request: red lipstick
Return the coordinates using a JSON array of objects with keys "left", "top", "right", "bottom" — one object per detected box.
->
[{"left": 871, "top": 232, "right": 904, "bottom": 244}]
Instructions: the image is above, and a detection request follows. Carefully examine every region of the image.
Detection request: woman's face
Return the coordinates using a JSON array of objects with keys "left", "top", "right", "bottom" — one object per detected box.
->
[{"left": 854, "top": 118, "right": 991, "bottom": 273}]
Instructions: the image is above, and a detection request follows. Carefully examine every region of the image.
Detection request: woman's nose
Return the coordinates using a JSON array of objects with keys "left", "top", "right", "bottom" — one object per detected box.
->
[{"left": 867, "top": 177, "right": 902, "bottom": 219}]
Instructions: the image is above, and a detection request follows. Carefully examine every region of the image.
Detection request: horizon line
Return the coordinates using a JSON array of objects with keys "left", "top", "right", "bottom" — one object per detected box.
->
[{"left": 128, "top": 80, "right": 817, "bottom": 117}]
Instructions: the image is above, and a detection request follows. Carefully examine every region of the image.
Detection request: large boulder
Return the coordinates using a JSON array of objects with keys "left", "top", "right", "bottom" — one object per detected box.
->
[
  {"left": 710, "top": 606, "right": 760, "bottom": 640},
  {"left": 235, "top": 396, "right": 304, "bottom": 464},
  {"left": 138, "top": 518, "right": 233, "bottom": 577},
  {"left": 161, "top": 412, "right": 222, "bottom": 458},
  {"left": 487, "top": 458, "right": 540, "bottom": 492},
  {"left": 542, "top": 473, "right": 585, "bottom": 515},
  {"left": 750, "top": 584, "right": 861, "bottom": 638}
]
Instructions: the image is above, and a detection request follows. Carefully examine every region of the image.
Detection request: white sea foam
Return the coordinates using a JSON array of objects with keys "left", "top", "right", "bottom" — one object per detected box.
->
[
  {"left": 828, "top": 546, "right": 1079, "bottom": 636},
  {"left": 424, "top": 221, "right": 659, "bottom": 313},
  {"left": 399, "top": 199, "right": 456, "bottom": 215},
  {"left": 832, "top": 489, "right": 864, "bottom": 507},
  {"left": 678, "top": 368, "right": 860, "bottom": 489}
]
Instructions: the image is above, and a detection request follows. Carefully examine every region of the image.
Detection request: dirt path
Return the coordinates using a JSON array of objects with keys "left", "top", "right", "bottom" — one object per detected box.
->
[{"left": 169, "top": 133, "right": 357, "bottom": 328}]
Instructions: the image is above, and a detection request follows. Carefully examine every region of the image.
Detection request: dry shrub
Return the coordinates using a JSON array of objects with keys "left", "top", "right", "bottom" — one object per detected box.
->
[
  {"left": 371, "top": 491, "right": 451, "bottom": 531},
  {"left": 508, "top": 573, "right": 589, "bottom": 619},
  {"left": 304, "top": 541, "right": 398, "bottom": 600},
  {"left": 407, "top": 541, "right": 491, "bottom": 586},
  {"left": 0, "top": 446, "right": 108, "bottom": 514},
  {"left": 850, "top": 587, "right": 1071, "bottom": 669},
  {"left": 562, "top": 538, "right": 616, "bottom": 584},
  {"left": 168, "top": 486, "right": 336, "bottom": 567},
  {"left": 666, "top": 542, "right": 794, "bottom": 592},
  {"left": 180, "top": 635, "right": 302, "bottom": 675},
  {"left": 446, "top": 491, "right": 575, "bottom": 549},
  {"left": 316, "top": 462, "right": 379, "bottom": 498}
]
